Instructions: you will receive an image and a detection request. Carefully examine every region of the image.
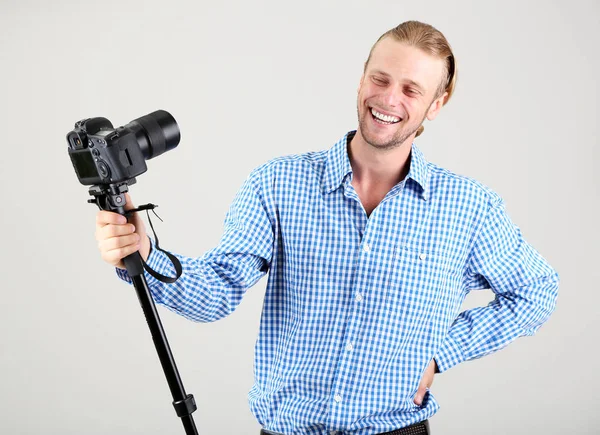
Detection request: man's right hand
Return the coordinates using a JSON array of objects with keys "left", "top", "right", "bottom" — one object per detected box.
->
[{"left": 95, "top": 193, "right": 150, "bottom": 270}]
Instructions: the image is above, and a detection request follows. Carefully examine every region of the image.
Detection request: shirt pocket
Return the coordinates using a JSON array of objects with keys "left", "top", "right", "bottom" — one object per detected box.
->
[{"left": 385, "top": 240, "right": 451, "bottom": 329}]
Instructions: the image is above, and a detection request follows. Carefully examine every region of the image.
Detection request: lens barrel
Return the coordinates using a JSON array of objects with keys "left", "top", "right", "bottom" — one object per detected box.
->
[{"left": 126, "top": 110, "right": 180, "bottom": 160}]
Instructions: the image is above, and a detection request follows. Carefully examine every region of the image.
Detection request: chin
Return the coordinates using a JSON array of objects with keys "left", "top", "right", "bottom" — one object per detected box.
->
[
  {"left": 359, "top": 122, "right": 408, "bottom": 150},
  {"left": 365, "top": 134, "right": 401, "bottom": 150}
]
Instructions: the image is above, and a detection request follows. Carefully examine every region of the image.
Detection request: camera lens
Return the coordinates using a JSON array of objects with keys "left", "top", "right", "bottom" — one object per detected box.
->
[{"left": 126, "top": 110, "right": 180, "bottom": 160}]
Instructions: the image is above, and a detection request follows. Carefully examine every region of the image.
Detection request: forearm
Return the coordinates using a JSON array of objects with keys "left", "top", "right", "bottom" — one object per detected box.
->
[
  {"left": 116, "top": 237, "right": 268, "bottom": 323},
  {"left": 435, "top": 270, "right": 559, "bottom": 373},
  {"left": 116, "top": 168, "right": 276, "bottom": 322}
]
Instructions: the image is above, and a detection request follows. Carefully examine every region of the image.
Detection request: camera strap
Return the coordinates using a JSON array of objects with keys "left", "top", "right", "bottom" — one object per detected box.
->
[{"left": 125, "top": 204, "right": 182, "bottom": 284}]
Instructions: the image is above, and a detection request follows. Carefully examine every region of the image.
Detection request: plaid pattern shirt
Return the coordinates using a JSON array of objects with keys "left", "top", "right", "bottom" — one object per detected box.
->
[{"left": 117, "top": 131, "right": 559, "bottom": 435}]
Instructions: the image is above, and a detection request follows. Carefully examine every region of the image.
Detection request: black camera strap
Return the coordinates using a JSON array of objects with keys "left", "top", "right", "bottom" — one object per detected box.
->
[{"left": 125, "top": 204, "right": 182, "bottom": 283}]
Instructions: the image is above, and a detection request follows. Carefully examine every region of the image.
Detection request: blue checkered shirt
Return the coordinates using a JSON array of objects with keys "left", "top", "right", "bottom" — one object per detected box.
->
[{"left": 117, "top": 131, "right": 559, "bottom": 435}]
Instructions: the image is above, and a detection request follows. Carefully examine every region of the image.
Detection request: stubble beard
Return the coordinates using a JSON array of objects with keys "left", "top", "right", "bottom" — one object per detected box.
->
[{"left": 357, "top": 106, "right": 426, "bottom": 151}]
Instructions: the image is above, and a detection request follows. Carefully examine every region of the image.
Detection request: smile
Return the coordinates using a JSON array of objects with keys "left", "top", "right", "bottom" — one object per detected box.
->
[{"left": 370, "top": 107, "right": 401, "bottom": 125}]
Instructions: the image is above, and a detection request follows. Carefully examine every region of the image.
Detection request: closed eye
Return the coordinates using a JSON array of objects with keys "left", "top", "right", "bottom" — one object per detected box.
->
[{"left": 372, "top": 76, "right": 388, "bottom": 86}]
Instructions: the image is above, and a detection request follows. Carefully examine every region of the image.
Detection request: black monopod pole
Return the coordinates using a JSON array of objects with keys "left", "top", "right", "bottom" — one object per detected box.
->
[
  {"left": 121, "top": 239, "right": 199, "bottom": 435},
  {"left": 88, "top": 185, "right": 198, "bottom": 434}
]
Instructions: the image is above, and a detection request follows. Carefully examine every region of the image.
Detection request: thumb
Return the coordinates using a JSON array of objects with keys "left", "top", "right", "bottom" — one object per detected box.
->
[
  {"left": 123, "top": 192, "right": 138, "bottom": 224},
  {"left": 414, "top": 384, "right": 427, "bottom": 406},
  {"left": 123, "top": 193, "right": 147, "bottom": 236},
  {"left": 124, "top": 192, "right": 136, "bottom": 211}
]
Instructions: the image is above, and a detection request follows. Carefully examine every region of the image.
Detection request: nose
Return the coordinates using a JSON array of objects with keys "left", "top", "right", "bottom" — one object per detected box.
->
[{"left": 382, "top": 84, "right": 402, "bottom": 108}]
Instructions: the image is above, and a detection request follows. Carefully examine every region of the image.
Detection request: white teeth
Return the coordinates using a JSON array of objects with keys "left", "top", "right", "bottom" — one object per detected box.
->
[{"left": 371, "top": 108, "right": 400, "bottom": 123}]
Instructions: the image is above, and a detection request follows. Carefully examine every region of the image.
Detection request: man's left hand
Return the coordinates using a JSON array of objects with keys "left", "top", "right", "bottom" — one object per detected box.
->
[{"left": 414, "top": 359, "right": 438, "bottom": 406}]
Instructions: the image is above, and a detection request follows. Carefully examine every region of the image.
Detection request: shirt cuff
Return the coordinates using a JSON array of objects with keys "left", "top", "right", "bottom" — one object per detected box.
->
[{"left": 435, "top": 333, "right": 465, "bottom": 373}]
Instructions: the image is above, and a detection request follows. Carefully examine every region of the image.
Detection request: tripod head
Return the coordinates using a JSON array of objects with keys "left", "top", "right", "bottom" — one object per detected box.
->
[{"left": 87, "top": 180, "right": 135, "bottom": 215}]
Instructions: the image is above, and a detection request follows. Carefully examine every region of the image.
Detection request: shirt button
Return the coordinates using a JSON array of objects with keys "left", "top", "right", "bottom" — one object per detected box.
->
[
  {"left": 419, "top": 253, "right": 427, "bottom": 260},
  {"left": 346, "top": 343, "right": 353, "bottom": 351},
  {"left": 356, "top": 293, "right": 363, "bottom": 302},
  {"left": 334, "top": 394, "right": 342, "bottom": 403},
  {"left": 363, "top": 243, "right": 371, "bottom": 253}
]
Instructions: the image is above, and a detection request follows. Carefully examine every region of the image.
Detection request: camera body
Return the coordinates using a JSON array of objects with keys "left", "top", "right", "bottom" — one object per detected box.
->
[
  {"left": 67, "top": 110, "right": 179, "bottom": 186},
  {"left": 67, "top": 117, "right": 147, "bottom": 185}
]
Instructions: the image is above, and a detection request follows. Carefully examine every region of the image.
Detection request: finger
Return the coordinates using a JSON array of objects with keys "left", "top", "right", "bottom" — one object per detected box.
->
[
  {"left": 95, "top": 223, "right": 137, "bottom": 241},
  {"left": 96, "top": 210, "right": 127, "bottom": 227},
  {"left": 122, "top": 193, "right": 147, "bottom": 230},
  {"left": 99, "top": 233, "right": 141, "bottom": 252},
  {"left": 101, "top": 242, "right": 141, "bottom": 266},
  {"left": 128, "top": 210, "right": 146, "bottom": 231}
]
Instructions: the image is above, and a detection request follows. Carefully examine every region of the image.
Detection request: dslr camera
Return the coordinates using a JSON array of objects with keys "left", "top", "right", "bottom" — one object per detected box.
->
[{"left": 67, "top": 110, "right": 180, "bottom": 186}]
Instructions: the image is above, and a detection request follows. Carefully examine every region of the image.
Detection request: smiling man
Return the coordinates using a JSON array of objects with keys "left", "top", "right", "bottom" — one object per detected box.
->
[
  {"left": 96, "top": 21, "right": 559, "bottom": 435},
  {"left": 350, "top": 33, "right": 453, "bottom": 219},
  {"left": 358, "top": 37, "right": 450, "bottom": 151}
]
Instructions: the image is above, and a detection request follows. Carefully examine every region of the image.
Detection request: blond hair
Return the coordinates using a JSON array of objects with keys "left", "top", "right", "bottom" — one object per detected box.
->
[{"left": 364, "top": 21, "right": 457, "bottom": 137}]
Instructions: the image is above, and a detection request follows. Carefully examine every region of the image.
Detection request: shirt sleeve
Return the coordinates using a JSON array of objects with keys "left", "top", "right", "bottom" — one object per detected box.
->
[
  {"left": 434, "top": 195, "right": 559, "bottom": 373},
  {"left": 115, "top": 170, "right": 274, "bottom": 323}
]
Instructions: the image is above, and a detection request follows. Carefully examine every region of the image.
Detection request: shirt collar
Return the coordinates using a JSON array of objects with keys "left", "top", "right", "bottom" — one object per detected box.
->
[
  {"left": 322, "top": 130, "right": 430, "bottom": 200},
  {"left": 322, "top": 131, "right": 355, "bottom": 194},
  {"left": 408, "top": 143, "right": 430, "bottom": 200}
]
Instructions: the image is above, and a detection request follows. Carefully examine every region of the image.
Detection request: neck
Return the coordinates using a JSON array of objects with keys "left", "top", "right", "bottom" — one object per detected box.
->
[
  {"left": 347, "top": 129, "right": 415, "bottom": 217},
  {"left": 348, "top": 129, "right": 413, "bottom": 189}
]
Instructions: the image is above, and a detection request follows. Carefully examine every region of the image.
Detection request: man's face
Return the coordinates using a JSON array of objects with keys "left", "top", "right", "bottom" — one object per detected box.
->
[{"left": 357, "top": 37, "right": 448, "bottom": 150}]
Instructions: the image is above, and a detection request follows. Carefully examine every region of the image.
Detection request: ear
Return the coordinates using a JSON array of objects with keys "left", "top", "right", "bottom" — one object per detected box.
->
[{"left": 426, "top": 91, "right": 448, "bottom": 121}]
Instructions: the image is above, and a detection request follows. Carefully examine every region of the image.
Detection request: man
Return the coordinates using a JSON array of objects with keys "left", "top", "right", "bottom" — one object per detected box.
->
[{"left": 95, "top": 21, "right": 559, "bottom": 435}]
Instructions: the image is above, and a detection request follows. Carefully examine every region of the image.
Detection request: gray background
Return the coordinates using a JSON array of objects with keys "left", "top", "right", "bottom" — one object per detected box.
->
[{"left": 1, "top": 0, "right": 598, "bottom": 434}]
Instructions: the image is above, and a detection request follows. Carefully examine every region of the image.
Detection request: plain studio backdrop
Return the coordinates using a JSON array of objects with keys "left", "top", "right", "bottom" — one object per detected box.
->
[{"left": 1, "top": 0, "right": 598, "bottom": 434}]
